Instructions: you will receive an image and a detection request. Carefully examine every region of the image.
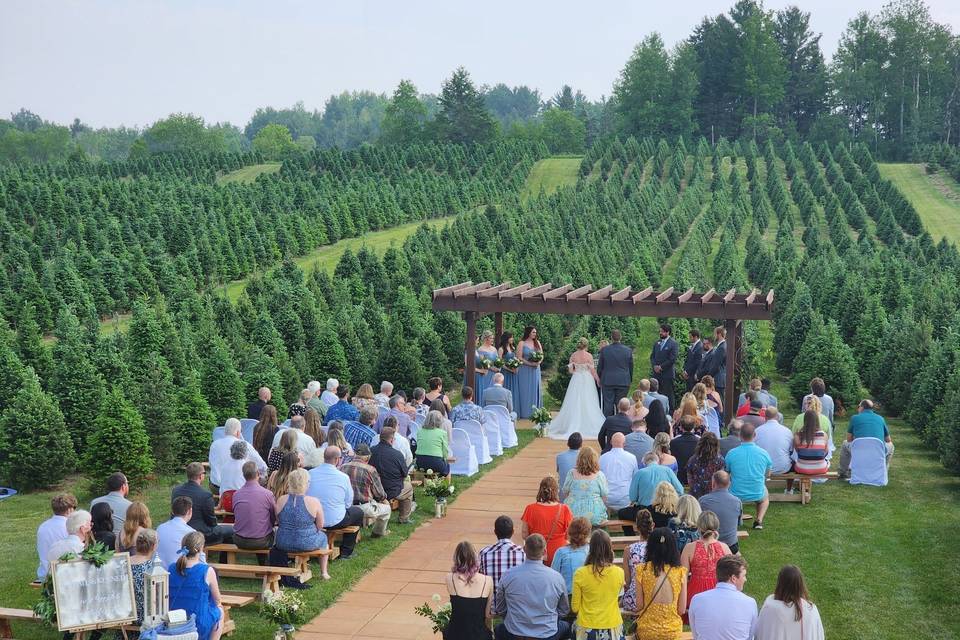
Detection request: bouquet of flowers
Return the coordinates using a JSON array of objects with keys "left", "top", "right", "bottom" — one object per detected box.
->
[
  {"left": 414, "top": 595, "right": 452, "bottom": 634},
  {"left": 493, "top": 356, "right": 505, "bottom": 368},
  {"left": 529, "top": 351, "right": 544, "bottom": 363},
  {"left": 479, "top": 357, "right": 494, "bottom": 370},
  {"left": 504, "top": 356, "right": 522, "bottom": 369},
  {"left": 261, "top": 588, "right": 305, "bottom": 627},
  {"left": 530, "top": 406, "right": 552, "bottom": 437},
  {"left": 423, "top": 472, "right": 456, "bottom": 500}
]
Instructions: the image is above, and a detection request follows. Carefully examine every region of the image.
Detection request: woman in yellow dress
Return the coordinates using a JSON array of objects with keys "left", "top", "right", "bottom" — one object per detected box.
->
[
  {"left": 571, "top": 529, "right": 625, "bottom": 640},
  {"left": 634, "top": 527, "right": 687, "bottom": 640}
]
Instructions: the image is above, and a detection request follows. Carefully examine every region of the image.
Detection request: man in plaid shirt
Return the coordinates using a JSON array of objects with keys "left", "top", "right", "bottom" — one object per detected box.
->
[
  {"left": 344, "top": 406, "right": 378, "bottom": 450},
  {"left": 341, "top": 443, "right": 391, "bottom": 537},
  {"left": 478, "top": 515, "right": 525, "bottom": 590}
]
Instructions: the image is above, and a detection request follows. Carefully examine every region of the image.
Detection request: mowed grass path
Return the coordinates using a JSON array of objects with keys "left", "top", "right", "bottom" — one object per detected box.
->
[
  {"left": 216, "top": 162, "right": 282, "bottom": 184},
  {"left": 879, "top": 163, "right": 960, "bottom": 243},
  {"left": 522, "top": 156, "right": 582, "bottom": 199}
]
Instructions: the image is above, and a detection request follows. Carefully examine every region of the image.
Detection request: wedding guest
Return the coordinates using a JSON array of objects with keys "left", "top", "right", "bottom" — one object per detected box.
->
[
  {"left": 411, "top": 387, "right": 430, "bottom": 421},
  {"left": 793, "top": 410, "right": 830, "bottom": 476},
  {"left": 557, "top": 432, "right": 582, "bottom": 485},
  {"left": 516, "top": 325, "right": 543, "bottom": 419},
  {"left": 620, "top": 508, "right": 655, "bottom": 613},
  {"left": 598, "top": 398, "right": 632, "bottom": 452},
  {"left": 521, "top": 476, "right": 573, "bottom": 565},
  {"left": 247, "top": 386, "right": 271, "bottom": 420},
  {"left": 686, "top": 432, "right": 726, "bottom": 498},
  {"left": 645, "top": 398, "right": 672, "bottom": 439},
  {"left": 157, "top": 497, "right": 198, "bottom": 569},
  {"left": 130, "top": 528, "right": 159, "bottom": 625},
  {"left": 755, "top": 565, "right": 825, "bottom": 640},
  {"left": 415, "top": 410, "right": 451, "bottom": 475},
  {"left": 36, "top": 493, "right": 77, "bottom": 581},
  {"left": 494, "top": 533, "right": 569, "bottom": 640},
  {"left": 47, "top": 510, "right": 92, "bottom": 567},
  {"left": 571, "top": 530, "right": 625, "bottom": 639},
  {"left": 688, "top": 555, "right": 758, "bottom": 639},
  {"left": 625, "top": 419, "right": 654, "bottom": 468},
  {"left": 478, "top": 515, "right": 524, "bottom": 591},
  {"left": 320, "top": 422, "right": 355, "bottom": 467},
  {"left": 252, "top": 404, "right": 279, "bottom": 461},
  {"left": 725, "top": 423, "right": 773, "bottom": 529},
  {"left": 168, "top": 531, "right": 224, "bottom": 640},
  {"left": 371, "top": 416, "right": 414, "bottom": 469},
  {"left": 341, "top": 444, "right": 391, "bottom": 538},
  {"left": 450, "top": 386, "right": 487, "bottom": 425},
  {"left": 370, "top": 428, "right": 416, "bottom": 525},
  {"left": 551, "top": 517, "right": 592, "bottom": 596},
  {"left": 90, "top": 472, "right": 131, "bottom": 531},
  {"left": 673, "top": 393, "right": 705, "bottom": 436},
  {"left": 425, "top": 376, "right": 453, "bottom": 413},
  {"left": 680, "top": 511, "right": 733, "bottom": 618},
  {"left": 386, "top": 395, "right": 415, "bottom": 438},
  {"left": 633, "top": 528, "right": 687, "bottom": 636},
  {"left": 172, "top": 463, "right": 233, "bottom": 545},
  {"left": 374, "top": 381, "right": 394, "bottom": 409},
  {"left": 353, "top": 383, "right": 379, "bottom": 413},
  {"left": 91, "top": 501, "right": 116, "bottom": 550},
  {"left": 803, "top": 378, "right": 834, "bottom": 429},
  {"left": 498, "top": 331, "right": 520, "bottom": 409},
  {"left": 212, "top": 419, "right": 267, "bottom": 491},
  {"left": 701, "top": 375, "right": 724, "bottom": 420},
  {"left": 232, "top": 462, "right": 277, "bottom": 551},
  {"left": 668, "top": 494, "right": 702, "bottom": 552},
  {"left": 647, "top": 481, "right": 680, "bottom": 528},
  {"left": 626, "top": 388, "right": 649, "bottom": 426},
  {"left": 216, "top": 440, "right": 250, "bottom": 512},
  {"left": 645, "top": 378, "right": 671, "bottom": 415},
  {"left": 303, "top": 408, "right": 324, "bottom": 447},
  {"left": 307, "top": 446, "right": 364, "bottom": 559},
  {"left": 321, "top": 379, "right": 339, "bottom": 407},
  {"left": 653, "top": 432, "right": 679, "bottom": 472},
  {"left": 275, "top": 469, "right": 330, "bottom": 581},
  {"left": 755, "top": 407, "right": 795, "bottom": 476},
  {"left": 791, "top": 394, "right": 833, "bottom": 460},
  {"left": 267, "top": 452, "right": 300, "bottom": 498},
  {"left": 443, "top": 541, "right": 493, "bottom": 640},
  {"left": 561, "top": 447, "right": 608, "bottom": 526},
  {"left": 430, "top": 398, "right": 455, "bottom": 440},
  {"left": 268, "top": 429, "right": 301, "bottom": 473},
  {"left": 482, "top": 372, "right": 514, "bottom": 415},
  {"left": 720, "top": 419, "right": 744, "bottom": 457},
  {"left": 600, "top": 433, "right": 638, "bottom": 511},
  {"left": 325, "top": 384, "right": 360, "bottom": 423},
  {"left": 698, "top": 471, "right": 744, "bottom": 554},
  {"left": 306, "top": 380, "right": 327, "bottom": 419},
  {"left": 271, "top": 415, "right": 317, "bottom": 460},
  {"left": 117, "top": 501, "right": 152, "bottom": 554},
  {"left": 287, "top": 388, "right": 311, "bottom": 420},
  {"left": 617, "top": 452, "right": 684, "bottom": 535},
  {"left": 344, "top": 405, "right": 378, "bottom": 450},
  {"left": 670, "top": 416, "right": 700, "bottom": 484},
  {"left": 475, "top": 330, "right": 500, "bottom": 406}
]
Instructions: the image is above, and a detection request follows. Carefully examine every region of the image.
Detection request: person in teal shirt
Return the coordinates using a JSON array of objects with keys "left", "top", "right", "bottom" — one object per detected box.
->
[
  {"left": 615, "top": 451, "right": 684, "bottom": 535},
  {"left": 838, "top": 399, "right": 894, "bottom": 478},
  {"left": 724, "top": 423, "right": 772, "bottom": 529}
]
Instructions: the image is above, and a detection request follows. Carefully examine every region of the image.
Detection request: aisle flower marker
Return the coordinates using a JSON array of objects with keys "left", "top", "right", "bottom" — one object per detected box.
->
[
  {"left": 530, "top": 406, "right": 552, "bottom": 437},
  {"left": 414, "top": 594, "right": 452, "bottom": 633},
  {"left": 423, "top": 470, "right": 456, "bottom": 517}
]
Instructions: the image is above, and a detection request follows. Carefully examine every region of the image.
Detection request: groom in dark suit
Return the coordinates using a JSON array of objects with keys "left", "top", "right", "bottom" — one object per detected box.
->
[
  {"left": 598, "top": 329, "right": 633, "bottom": 417},
  {"left": 650, "top": 323, "right": 679, "bottom": 412},
  {"left": 682, "top": 329, "right": 704, "bottom": 392}
]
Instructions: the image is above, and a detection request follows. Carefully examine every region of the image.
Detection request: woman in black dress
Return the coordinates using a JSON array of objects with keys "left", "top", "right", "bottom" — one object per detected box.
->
[{"left": 443, "top": 541, "right": 492, "bottom": 640}]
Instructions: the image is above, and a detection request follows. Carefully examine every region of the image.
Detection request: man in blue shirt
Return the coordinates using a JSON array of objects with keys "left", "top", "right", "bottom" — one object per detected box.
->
[
  {"left": 616, "top": 451, "right": 684, "bottom": 535},
  {"left": 449, "top": 386, "right": 487, "bottom": 425},
  {"left": 344, "top": 406, "right": 377, "bottom": 450},
  {"left": 325, "top": 385, "right": 360, "bottom": 424},
  {"left": 725, "top": 422, "right": 772, "bottom": 529},
  {"left": 838, "top": 399, "right": 894, "bottom": 479},
  {"left": 307, "top": 446, "right": 364, "bottom": 558},
  {"left": 493, "top": 534, "right": 570, "bottom": 640},
  {"left": 556, "top": 433, "right": 582, "bottom": 485}
]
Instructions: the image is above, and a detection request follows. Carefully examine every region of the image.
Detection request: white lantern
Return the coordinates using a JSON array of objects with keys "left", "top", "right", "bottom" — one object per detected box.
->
[{"left": 142, "top": 556, "right": 169, "bottom": 630}]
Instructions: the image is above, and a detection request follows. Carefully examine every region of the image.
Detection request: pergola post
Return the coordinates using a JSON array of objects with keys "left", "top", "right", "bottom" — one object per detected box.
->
[
  {"left": 724, "top": 319, "right": 740, "bottom": 418},
  {"left": 494, "top": 312, "right": 503, "bottom": 342},
  {"left": 464, "top": 311, "right": 477, "bottom": 390}
]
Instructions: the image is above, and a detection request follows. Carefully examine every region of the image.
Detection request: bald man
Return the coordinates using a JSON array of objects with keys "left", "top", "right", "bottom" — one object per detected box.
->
[
  {"left": 598, "top": 397, "right": 632, "bottom": 452},
  {"left": 599, "top": 432, "right": 638, "bottom": 511}
]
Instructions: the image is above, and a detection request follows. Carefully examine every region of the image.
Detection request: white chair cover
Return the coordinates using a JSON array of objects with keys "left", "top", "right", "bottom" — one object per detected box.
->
[
  {"left": 483, "top": 410, "right": 504, "bottom": 456},
  {"left": 702, "top": 406, "right": 721, "bottom": 437},
  {"left": 849, "top": 437, "right": 889, "bottom": 487},
  {"left": 239, "top": 418, "right": 258, "bottom": 444},
  {"left": 450, "top": 428, "right": 478, "bottom": 477},
  {"left": 211, "top": 426, "right": 226, "bottom": 441},
  {"left": 485, "top": 404, "right": 518, "bottom": 448},
  {"left": 455, "top": 419, "right": 491, "bottom": 464}
]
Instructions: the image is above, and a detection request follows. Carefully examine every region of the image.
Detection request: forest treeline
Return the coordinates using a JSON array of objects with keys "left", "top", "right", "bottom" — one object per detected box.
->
[{"left": 4, "top": 0, "right": 959, "bottom": 165}]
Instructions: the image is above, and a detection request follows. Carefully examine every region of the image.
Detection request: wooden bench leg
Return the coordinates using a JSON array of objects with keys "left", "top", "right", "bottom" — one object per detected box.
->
[
  {"left": 295, "top": 555, "right": 312, "bottom": 583},
  {"left": 801, "top": 479, "right": 812, "bottom": 505},
  {"left": 263, "top": 574, "right": 281, "bottom": 593},
  {"left": 0, "top": 618, "right": 12, "bottom": 639}
]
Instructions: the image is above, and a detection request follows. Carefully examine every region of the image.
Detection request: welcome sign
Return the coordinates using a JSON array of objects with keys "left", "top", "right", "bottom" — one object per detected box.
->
[{"left": 52, "top": 553, "right": 137, "bottom": 632}]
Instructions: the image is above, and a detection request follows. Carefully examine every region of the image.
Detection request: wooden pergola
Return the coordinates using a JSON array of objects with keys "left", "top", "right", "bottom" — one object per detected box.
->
[{"left": 432, "top": 282, "right": 774, "bottom": 414}]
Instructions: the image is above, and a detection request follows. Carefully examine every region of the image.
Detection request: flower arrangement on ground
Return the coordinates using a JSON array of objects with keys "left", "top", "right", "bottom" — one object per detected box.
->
[
  {"left": 414, "top": 594, "right": 452, "bottom": 633},
  {"left": 423, "top": 472, "right": 456, "bottom": 500},
  {"left": 260, "top": 588, "right": 305, "bottom": 628},
  {"left": 530, "top": 406, "right": 552, "bottom": 437}
]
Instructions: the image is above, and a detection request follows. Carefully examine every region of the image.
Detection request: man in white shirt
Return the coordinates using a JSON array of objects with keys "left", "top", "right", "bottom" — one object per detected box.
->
[
  {"left": 754, "top": 407, "right": 794, "bottom": 475},
  {"left": 371, "top": 415, "right": 414, "bottom": 469},
  {"left": 599, "top": 433, "right": 637, "bottom": 511},
  {"left": 210, "top": 418, "right": 267, "bottom": 492},
  {"left": 321, "top": 378, "right": 339, "bottom": 407},
  {"left": 157, "top": 496, "right": 203, "bottom": 568},
  {"left": 47, "top": 510, "right": 92, "bottom": 568},
  {"left": 36, "top": 493, "right": 77, "bottom": 581},
  {"left": 689, "top": 555, "right": 758, "bottom": 639},
  {"left": 374, "top": 381, "right": 393, "bottom": 409},
  {"left": 270, "top": 415, "right": 318, "bottom": 459}
]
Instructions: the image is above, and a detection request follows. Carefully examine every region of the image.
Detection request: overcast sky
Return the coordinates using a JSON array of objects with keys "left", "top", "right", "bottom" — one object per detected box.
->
[{"left": 2, "top": 0, "right": 959, "bottom": 129}]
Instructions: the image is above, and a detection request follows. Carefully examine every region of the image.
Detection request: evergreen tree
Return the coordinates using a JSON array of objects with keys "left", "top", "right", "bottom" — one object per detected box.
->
[
  {"left": 0, "top": 329, "right": 26, "bottom": 414},
  {"left": 310, "top": 320, "right": 350, "bottom": 387},
  {"left": 200, "top": 336, "right": 246, "bottom": 424},
  {"left": 175, "top": 374, "right": 217, "bottom": 463},
  {"left": 789, "top": 314, "right": 862, "bottom": 409},
  {"left": 49, "top": 311, "right": 106, "bottom": 450},
  {"left": 773, "top": 281, "right": 813, "bottom": 373},
  {"left": 85, "top": 387, "right": 153, "bottom": 487},
  {"left": 381, "top": 79, "right": 429, "bottom": 145},
  {"left": 435, "top": 67, "right": 497, "bottom": 144},
  {"left": 14, "top": 304, "right": 53, "bottom": 386},
  {"left": 132, "top": 353, "right": 179, "bottom": 470},
  {"left": 376, "top": 315, "right": 426, "bottom": 392}
]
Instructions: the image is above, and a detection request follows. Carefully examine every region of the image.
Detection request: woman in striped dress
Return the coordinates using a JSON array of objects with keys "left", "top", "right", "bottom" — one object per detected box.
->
[{"left": 793, "top": 410, "right": 829, "bottom": 475}]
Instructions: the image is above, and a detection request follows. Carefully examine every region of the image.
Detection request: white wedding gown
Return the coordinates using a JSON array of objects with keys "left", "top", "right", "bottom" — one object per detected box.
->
[{"left": 548, "top": 363, "right": 606, "bottom": 440}]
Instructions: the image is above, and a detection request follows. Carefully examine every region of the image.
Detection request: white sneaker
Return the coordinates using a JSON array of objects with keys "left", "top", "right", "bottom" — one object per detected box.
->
[{"left": 783, "top": 488, "right": 794, "bottom": 495}]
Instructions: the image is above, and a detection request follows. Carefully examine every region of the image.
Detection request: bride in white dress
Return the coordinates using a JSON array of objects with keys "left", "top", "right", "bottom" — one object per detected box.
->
[{"left": 548, "top": 338, "right": 606, "bottom": 440}]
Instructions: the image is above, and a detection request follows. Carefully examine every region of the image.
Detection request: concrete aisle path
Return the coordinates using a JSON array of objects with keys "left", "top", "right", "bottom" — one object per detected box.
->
[{"left": 296, "top": 436, "right": 569, "bottom": 640}]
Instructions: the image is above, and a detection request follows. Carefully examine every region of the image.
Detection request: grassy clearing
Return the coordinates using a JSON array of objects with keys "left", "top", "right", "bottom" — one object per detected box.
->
[
  {"left": 522, "top": 157, "right": 583, "bottom": 200},
  {"left": 878, "top": 163, "right": 960, "bottom": 243},
  {"left": 216, "top": 163, "right": 282, "bottom": 185}
]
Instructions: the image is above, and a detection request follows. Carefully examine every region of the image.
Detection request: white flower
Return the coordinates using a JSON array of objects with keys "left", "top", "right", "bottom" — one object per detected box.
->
[
  {"left": 432, "top": 593, "right": 442, "bottom": 603},
  {"left": 448, "top": 486, "right": 455, "bottom": 494}
]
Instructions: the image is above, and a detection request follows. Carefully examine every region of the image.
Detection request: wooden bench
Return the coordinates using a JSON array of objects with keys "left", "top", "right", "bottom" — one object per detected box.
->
[
  {"left": 210, "top": 562, "right": 301, "bottom": 594},
  {"left": 122, "top": 594, "right": 251, "bottom": 636},
  {"left": 767, "top": 472, "right": 838, "bottom": 505},
  {"left": 600, "top": 519, "right": 634, "bottom": 531},
  {"left": 207, "top": 543, "right": 338, "bottom": 582},
  {"left": 327, "top": 525, "right": 361, "bottom": 548},
  {"left": 0, "top": 607, "right": 39, "bottom": 639},
  {"left": 611, "top": 532, "right": 748, "bottom": 557}
]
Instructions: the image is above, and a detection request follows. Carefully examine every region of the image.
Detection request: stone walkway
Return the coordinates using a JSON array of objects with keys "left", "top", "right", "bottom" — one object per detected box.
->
[{"left": 296, "top": 436, "right": 569, "bottom": 639}]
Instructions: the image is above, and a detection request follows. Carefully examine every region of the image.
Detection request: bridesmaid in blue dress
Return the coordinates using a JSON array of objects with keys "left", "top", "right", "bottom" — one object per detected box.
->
[
  {"left": 474, "top": 330, "right": 499, "bottom": 406},
  {"left": 498, "top": 331, "right": 519, "bottom": 410},
  {"left": 516, "top": 325, "right": 543, "bottom": 419}
]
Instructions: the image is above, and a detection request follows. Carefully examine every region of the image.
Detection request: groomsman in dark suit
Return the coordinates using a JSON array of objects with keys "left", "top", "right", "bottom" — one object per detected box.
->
[
  {"left": 682, "top": 329, "right": 704, "bottom": 392},
  {"left": 650, "top": 323, "right": 679, "bottom": 412}
]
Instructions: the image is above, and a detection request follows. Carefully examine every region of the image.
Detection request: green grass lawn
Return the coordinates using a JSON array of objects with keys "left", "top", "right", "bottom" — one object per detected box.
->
[
  {"left": 878, "top": 163, "right": 960, "bottom": 243},
  {"left": 0, "top": 430, "right": 537, "bottom": 639},
  {"left": 216, "top": 163, "right": 282, "bottom": 185},
  {"left": 522, "top": 157, "right": 583, "bottom": 200}
]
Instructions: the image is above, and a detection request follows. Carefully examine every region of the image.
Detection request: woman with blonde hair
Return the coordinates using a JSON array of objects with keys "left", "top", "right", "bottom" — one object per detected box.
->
[
  {"left": 303, "top": 408, "right": 324, "bottom": 447},
  {"left": 474, "top": 329, "right": 500, "bottom": 406},
  {"left": 653, "top": 432, "right": 678, "bottom": 472},
  {"left": 547, "top": 336, "right": 605, "bottom": 441},
  {"left": 321, "top": 422, "right": 355, "bottom": 464},
  {"left": 252, "top": 403, "right": 279, "bottom": 461},
  {"left": 274, "top": 469, "right": 330, "bottom": 581},
  {"left": 668, "top": 494, "right": 702, "bottom": 552},
  {"left": 561, "top": 447, "right": 608, "bottom": 525},
  {"left": 626, "top": 388, "right": 649, "bottom": 426},
  {"left": 647, "top": 481, "right": 679, "bottom": 528},
  {"left": 352, "top": 383, "right": 378, "bottom": 413},
  {"left": 680, "top": 510, "right": 732, "bottom": 620},
  {"left": 168, "top": 530, "right": 223, "bottom": 640},
  {"left": 117, "top": 502, "right": 151, "bottom": 553},
  {"left": 571, "top": 530, "right": 625, "bottom": 640},
  {"left": 521, "top": 476, "right": 573, "bottom": 564},
  {"left": 672, "top": 393, "right": 705, "bottom": 435}
]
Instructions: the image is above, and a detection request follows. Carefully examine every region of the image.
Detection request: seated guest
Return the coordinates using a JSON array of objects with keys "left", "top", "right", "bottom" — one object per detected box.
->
[
  {"left": 556, "top": 432, "right": 582, "bottom": 484},
  {"left": 626, "top": 388, "right": 649, "bottom": 426},
  {"left": 353, "top": 383, "right": 379, "bottom": 413},
  {"left": 725, "top": 422, "right": 772, "bottom": 529},
  {"left": 318, "top": 422, "right": 355, "bottom": 467},
  {"left": 321, "top": 378, "right": 339, "bottom": 407},
  {"left": 252, "top": 404, "right": 279, "bottom": 462},
  {"left": 370, "top": 427, "right": 416, "bottom": 524},
  {"left": 450, "top": 386, "right": 486, "bottom": 425},
  {"left": 617, "top": 452, "right": 684, "bottom": 535},
  {"left": 232, "top": 461, "right": 277, "bottom": 551},
  {"left": 698, "top": 471, "right": 744, "bottom": 554},
  {"left": 117, "top": 501, "right": 152, "bottom": 553},
  {"left": 270, "top": 415, "right": 317, "bottom": 460},
  {"left": 344, "top": 406, "right": 378, "bottom": 450},
  {"left": 680, "top": 511, "right": 733, "bottom": 617},
  {"left": 395, "top": 390, "right": 418, "bottom": 420},
  {"left": 325, "top": 384, "right": 360, "bottom": 423},
  {"left": 642, "top": 378, "right": 670, "bottom": 414},
  {"left": 736, "top": 390, "right": 768, "bottom": 419},
  {"left": 172, "top": 463, "right": 233, "bottom": 545},
  {"left": 740, "top": 397, "right": 767, "bottom": 430},
  {"left": 371, "top": 415, "right": 413, "bottom": 468},
  {"left": 303, "top": 408, "right": 324, "bottom": 448},
  {"left": 598, "top": 398, "right": 632, "bottom": 452},
  {"left": 688, "top": 555, "right": 758, "bottom": 639},
  {"left": 647, "top": 481, "right": 680, "bottom": 528},
  {"left": 90, "top": 472, "right": 131, "bottom": 531},
  {"left": 47, "top": 509, "right": 91, "bottom": 567},
  {"left": 412, "top": 387, "right": 430, "bottom": 421},
  {"left": 478, "top": 515, "right": 524, "bottom": 591},
  {"left": 157, "top": 496, "right": 198, "bottom": 569},
  {"left": 521, "top": 476, "right": 573, "bottom": 565},
  {"left": 791, "top": 395, "right": 833, "bottom": 456},
  {"left": 673, "top": 393, "right": 704, "bottom": 434},
  {"left": 386, "top": 396, "right": 414, "bottom": 438},
  {"left": 670, "top": 416, "right": 700, "bottom": 484},
  {"left": 129, "top": 528, "right": 159, "bottom": 625},
  {"left": 247, "top": 386, "right": 271, "bottom": 420},
  {"left": 668, "top": 494, "right": 702, "bottom": 552},
  {"left": 633, "top": 528, "right": 686, "bottom": 636},
  {"left": 442, "top": 542, "right": 493, "bottom": 640},
  {"left": 287, "top": 388, "right": 311, "bottom": 420},
  {"left": 306, "top": 380, "right": 327, "bottom": 419},
  {"left": 430, "top": 398, "right": 455, "bottom": 440},
  {"left": 37, "top": 493, "right": 77, "bottom": 581},
  {"left": 756, "top": 565, "right": 825, "bottom": 640},
  {"left": 482, "top": 372, "right": 514, "bottom": 414},
  {"left": 551, "top": 517, "right": 592, "bottom": 597},
  {"left": 90, "top": 501, "right": 115, "bottom": 550},
  {"left": 803, "top": 377, "right": 834, "bottom": 429},
  {"left": 839, "top": 399, "right": 894, "bottom": 479},
  {"left": 267, "top": 423, "right": 298, "bottom": 472},
  {"left": 168, "top": 531, "right": 224, "bottom": 640},
  {"left": 620, "top": 509, "right": 655, "bottom": 613},
  {"left": 692, "top": 383, "right": 720, "bottom": 436},
  {"left": 374, "top": 381, "right": 394, "bottom": 409},
  {"left": 274, "top": 469, "right": 330, "bottom": 581},
  {"left": 644, "top": 398, "right": 672, "bottom": 438},
  {"left": 653, "top": 432, "right": 679, "bottom": 472},
  {"left": 625, "top": 418, "right": 654, "bottom": 468},
  {"left": 737, "top": 378, "right": 763, "bottom": 410},
  {"left": 217, "top": 440, "right": 251, "bottom": 512},
  {"left": 306, "top": 446, "right": 364, "bottom": 559},
  {"left": 571, "top": 530, "right": 624, "bottom": 639},
  {"left": 686, "top": 432, "right": 725, "bottom": 498},
  {"left": 415, "top": 410, "right": 451, "bottom": 475},
  {"left": 342, "top": 443, "right": 392, "bottom": 537},
  {"left": 600, "top": 433, "right": 637, "bottom": 512},
  {"left": 560, "top": 447, "right": 608, "bottom": 526},
  {"left": 700, "top": 374, "right": 724, "bottom": 419},
  {"left": 495, "top": 533, "right": 570, "bottom": 640},
  {"left": 755, "top": 407, "right": 795, "bottom": 476},
  {"left": 794, "top": 410, "right": 830, "bottom": 476},
  {"left": 720, "top": 419, "right": 743, "bottom": 457},
  {"left": 211, "top": 418, "right": 267, "bottom": 493},
  {"left": 425, "top": 376, "right": 454, "bottom": 413},
  {"left": 761, "top": 378, "right": 778, "bottom": 407},
  {"left": 267, "top": 451, "right": 301, "bottom": 499}
]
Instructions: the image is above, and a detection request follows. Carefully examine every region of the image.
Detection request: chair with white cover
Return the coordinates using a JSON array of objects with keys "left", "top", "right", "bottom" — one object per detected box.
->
[
  {"left": 212, "top": 426, "right": 226, "bottom": 441},
  {"left": 450, "top": 428, "right": 478, "bottom": 477},
  {"left": 455, "top": 419, "right": 491, "bottom": 464},
  {"left": 239, "top": 418, "right": 258, "bottom": 444},
  {"left": 849, "top": 437, "right": 889, "bottom": 487},
  {"left": 483, "top": 410, "right": 504, "bottom": 456},
  {"left": 485, "top": 404, "right": 518, "bottom": 448}
]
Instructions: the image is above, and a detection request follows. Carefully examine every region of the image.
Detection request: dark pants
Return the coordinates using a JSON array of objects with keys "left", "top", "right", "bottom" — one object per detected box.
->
[
  {"left": 236, "top": 532, "right": 273, "bottom": 565},
  {"left": 685, "top": 375, "right": 697, "bottom": 392},
  {"left": 326, "top": 506, "right": 364, "bottom": 556},
  {"left": 494, "top": 620, "right": 571, "bottom": 640},
  {"left": 729, "top": 542, "right": 739, "bottom": 554},
  {"left": 656, "top": 374, "right": 675, "bottom": 412},
  {"left": 416, "top": 454, "right": 450, "bottom": 476},
  {"left": 202, "top": 524, "right": 234, "bottom": 545},
  {"left": 601, "top": 385, "right": 628, "bottom": 417},
  {"left": 616, "top": 505, "right": 642, "bottom": 536}
]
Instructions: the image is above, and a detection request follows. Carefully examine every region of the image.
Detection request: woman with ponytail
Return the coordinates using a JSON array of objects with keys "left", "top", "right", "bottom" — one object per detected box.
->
[
  {"left": 621, "top": 508, "right": 655, "bottom": 612},
  {"left": 168, "top": 531, "right": 223, "bottom": 640},
  {"left": 680, "top": 510, "right": 731, "bottom": 622}
]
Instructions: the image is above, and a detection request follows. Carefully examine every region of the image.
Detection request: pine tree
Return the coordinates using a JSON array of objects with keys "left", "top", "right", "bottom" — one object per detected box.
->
[
  {"left": 773, "top": 281, "right": 813, "bottom": 373},
  {"left": 49, "top": 310, "right": 106, "bottom": 451},
  {"left": 789, "top": 314, "right": 862, "bottom": 409},
  {"left": 132, "top": 353, "right": 180, "bottom": 470},
  {"left": 376, "top": 315, "right": 426, "bottom": 393},
  {"left": 0, "top": 329, "right": 26, "bottom": 414},
  {"left": 14, "top": 304, "right": 53, "bottom": 387},
  {"left": 175, "top": 374, "right": 217, "bottom": 463},
  {"left": 85, "top": 387, "right": 153, "bottom": 487},
  {"left": 905, "top": 338, "right": 954, "bottom": 448},
  {"left": 200, "top": 336, "right": 245, "bottom": 424},
  {"left": 310, "top": 320, "right": 350, "bottom": 387},
  {"left": 435, "top": 67, "right": 497, "bottom": 144}
]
